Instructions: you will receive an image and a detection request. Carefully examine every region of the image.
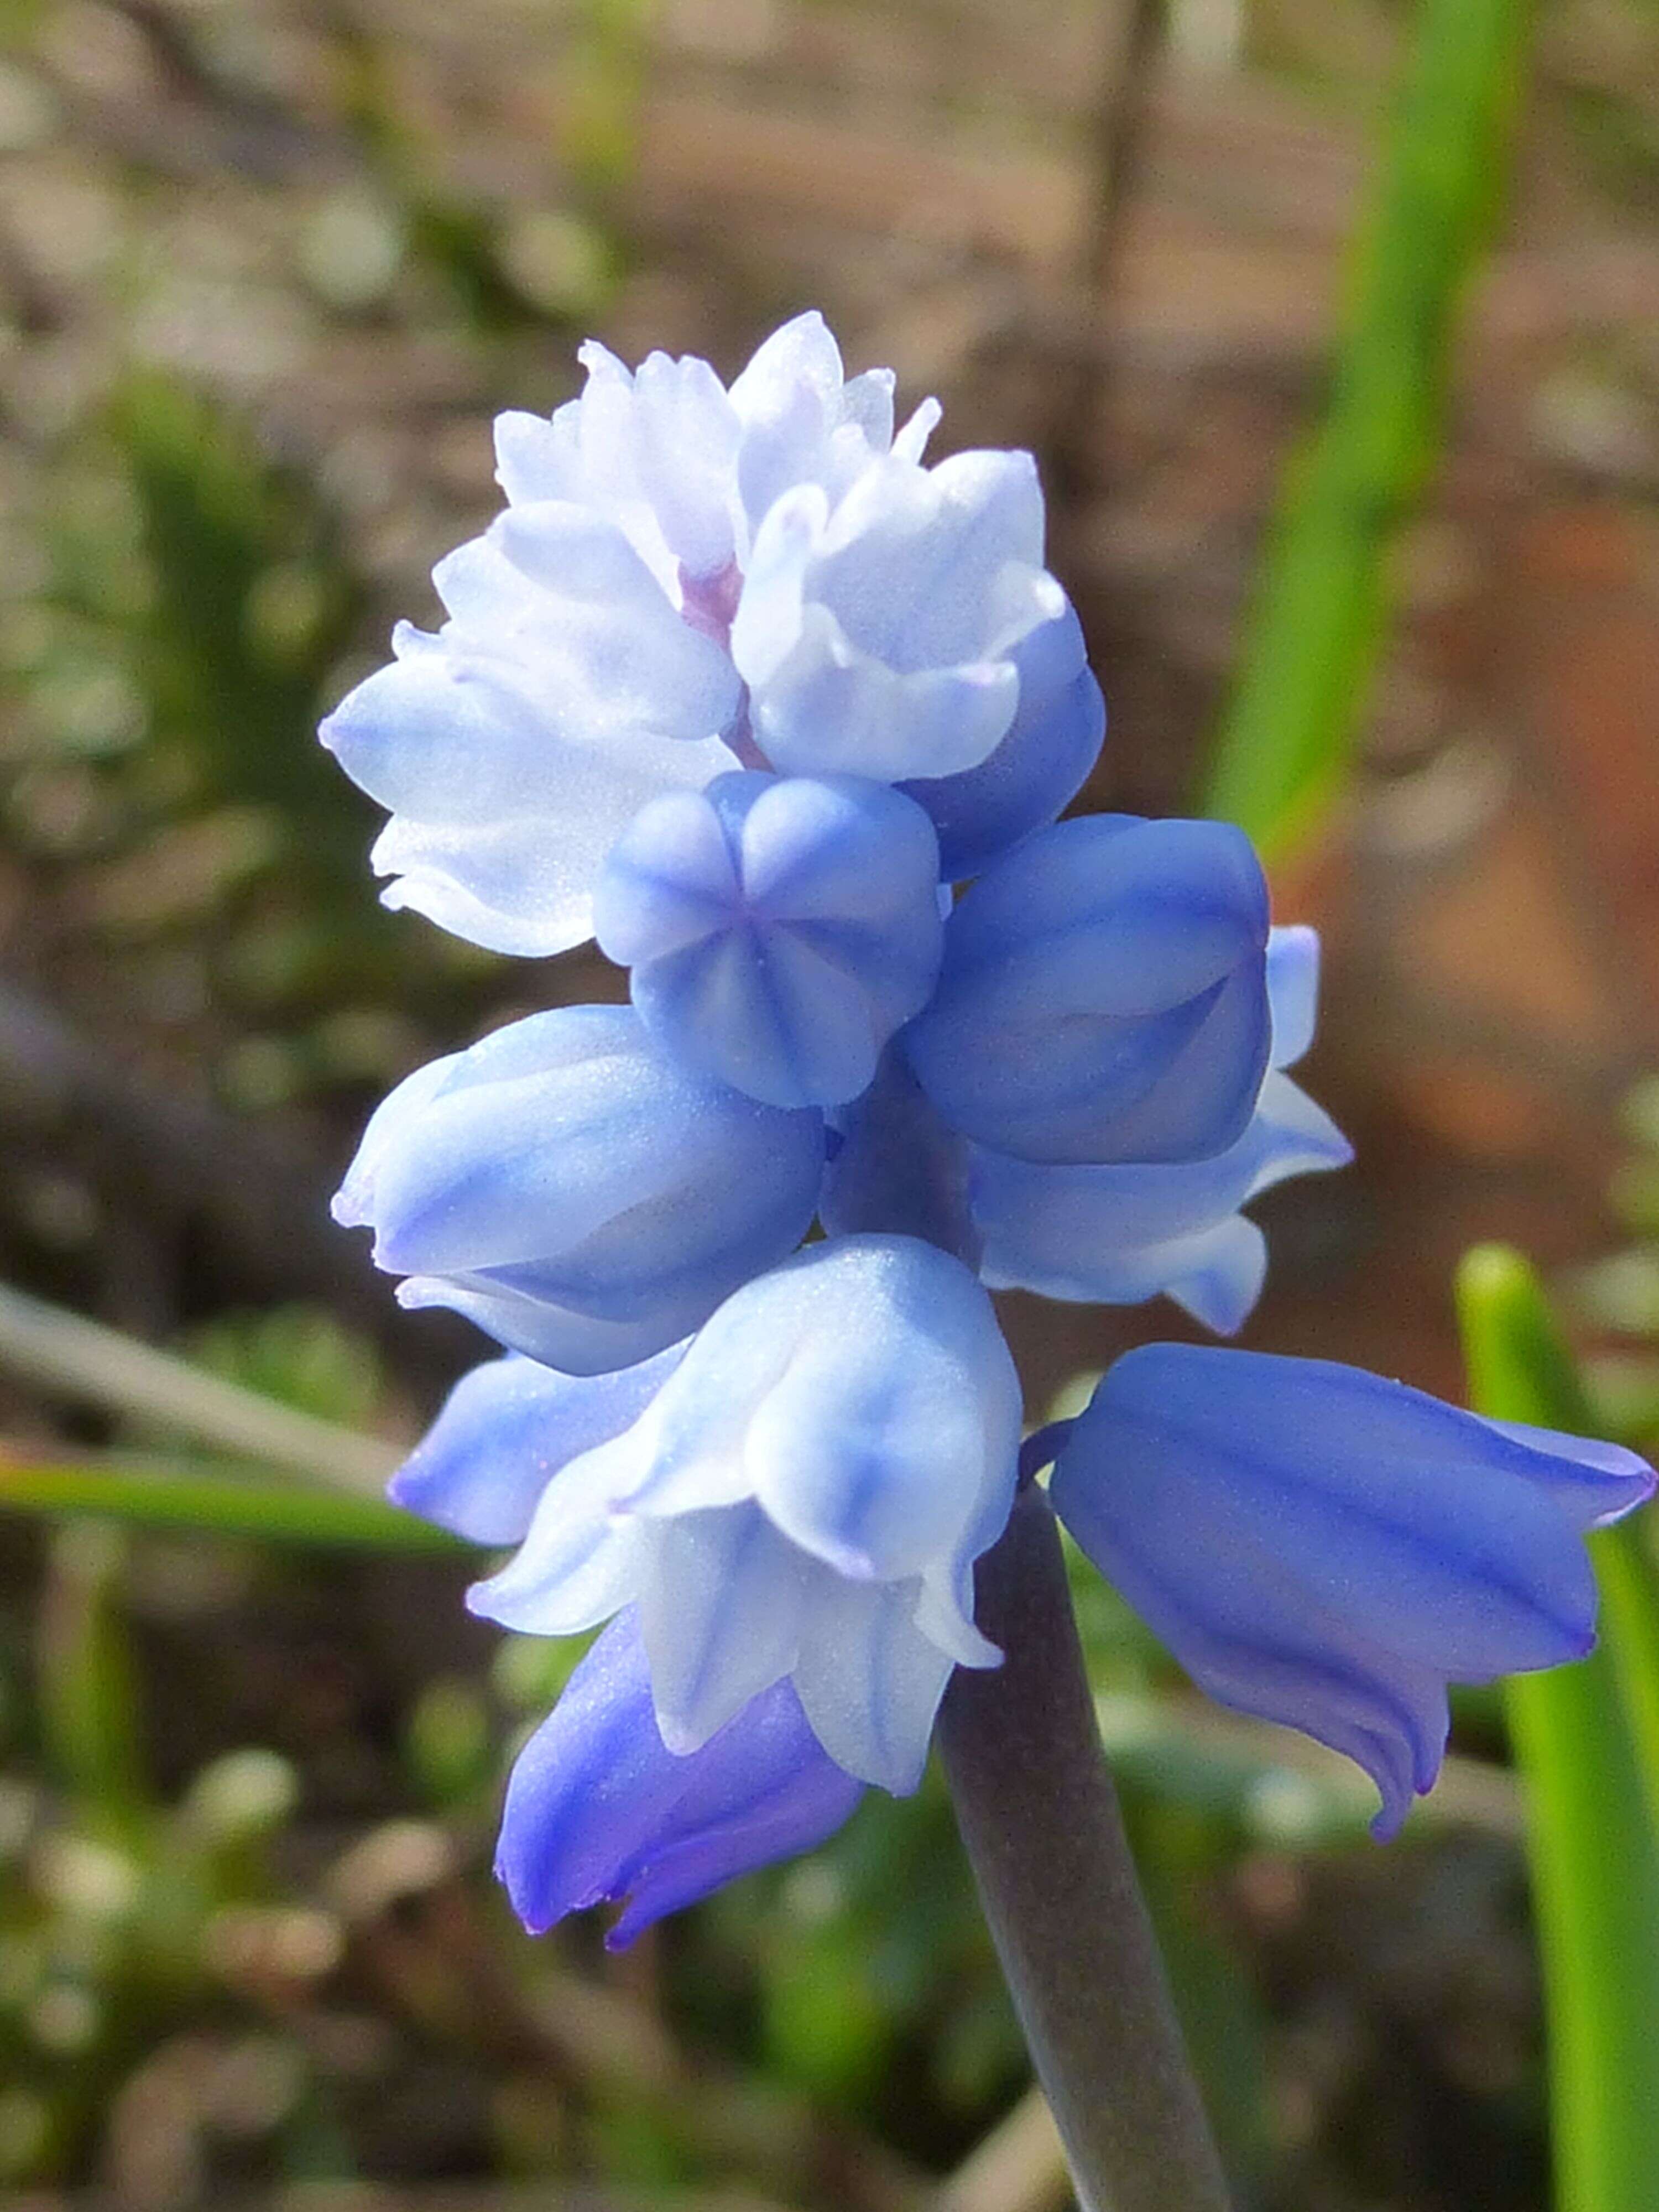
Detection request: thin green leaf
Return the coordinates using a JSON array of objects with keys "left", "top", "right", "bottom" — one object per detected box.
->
[
  {"left": 1202, "top": 0, "right": 1533, "bottom": 853},
  {"left": 0, "top": 1452, "right": 466, "bottom": 1556},
  {"left": 1457, "top": 1243, "right": 1659, "bottom": 2212}
]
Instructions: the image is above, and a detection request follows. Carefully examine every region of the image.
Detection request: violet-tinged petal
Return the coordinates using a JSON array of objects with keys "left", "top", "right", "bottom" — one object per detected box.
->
[
  {"left": 388, "top": 1346, "right": 684, "bottom": 1545},
  {"left": 1266, "top": 925, "right": 1321, "bottom": 1070},
  {"left": 971, "top": 1071, "right": 1350, "bottom": 1323},
  {"left": 792, "top": 1578, "right": 956, "bottom": 1796},
  {"left": 1051, "top": 1345, "right": 1656, "bottom": 1835},
  {"left": 496, "top": 1611, "right": 862, "bottom": 1946},
  {"left": 900, "top": 598, "right": 1104, "bottom": 881},
  {"left": 638, "top": 1505, "right": 810, "bottom": 1752}
]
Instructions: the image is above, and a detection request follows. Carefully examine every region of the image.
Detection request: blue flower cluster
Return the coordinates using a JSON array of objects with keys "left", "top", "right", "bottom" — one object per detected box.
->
[{"left": 327, "top": 314, "right": 1653, "bottom": 1944}]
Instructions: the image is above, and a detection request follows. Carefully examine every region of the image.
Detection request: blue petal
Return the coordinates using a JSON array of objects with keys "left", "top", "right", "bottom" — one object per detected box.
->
[
  {"left": 496, "top": 1611, "right": 863, "bottom": 1947},
  {"left": 388, "top": 1346, "right": 685, "bottom": 1544},
  {"left": 1266, "top": 926, "right": 1320, "bottom": 1070},
  {"left": 904, "top": 815, "right": 1271, "bottom": 1165},
  {"left": 900, "top": 606, "right": 1104, "bottom": 881},
  {"left": 972, "top": 1072, "right": 1349, "bottom": 1306},
  {"left": 1052, "top": 1346, "right": 1656, "bottom": 1835},
  {"left": 595, "top": 771, "right": 943, "bottom": 1108},
  {"left": 335, "top": 1005, "right": 824, "bottom": 1377}
]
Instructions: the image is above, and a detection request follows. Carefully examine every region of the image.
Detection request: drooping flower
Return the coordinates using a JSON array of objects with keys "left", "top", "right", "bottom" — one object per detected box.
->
[
  {"left": 468, "top": 1235, "right": 1022, "bottom": 1794},
  {"left": 332, "top": 1004, "right": 823, "bottom": 1375},
  {"left": 497, "top": 1610, "right": 863, "bottom": 1948},
  {"left": 1047, "top": 1346, "right": 1656, "bottom": 1836}
]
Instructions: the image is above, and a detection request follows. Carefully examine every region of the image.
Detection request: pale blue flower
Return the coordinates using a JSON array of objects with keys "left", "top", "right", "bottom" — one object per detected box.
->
[
  {"left": 497, "top": 1610, "right": 863, "bottom": 1948},
  {"left": 1048, "top": 1347, "right": 1656, "bottom": 1837},
  {"left": 468, "top": 1235, "right": 1021, "bottom": 1793},
  {"left": 320, "top": 530, "right": 739, "bottom": 957},
  {"left": 904, "top": 813, "right": 1271, "bottom": 1165},
  {"left": 332, "top": 1004, "right": 823, "bottom": 1375},
  {"left": 594, "top": 769, "right": 944, "bottom": 1107}
]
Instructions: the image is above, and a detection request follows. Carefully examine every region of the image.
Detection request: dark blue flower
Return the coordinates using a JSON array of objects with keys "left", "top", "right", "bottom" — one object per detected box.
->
[{"left": 498, "top": 1611, "right": 863, "bottom": 1948}]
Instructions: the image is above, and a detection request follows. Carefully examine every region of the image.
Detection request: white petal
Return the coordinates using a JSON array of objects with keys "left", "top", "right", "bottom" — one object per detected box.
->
[
  {"left": 467, "top": 1449, "right": 645, "bottom": 1635},
  {"left": 752, "top": 606, "right": 1018, "bottom": 781},
  {"left": 639, "top": 1506, "right": 807, "bottom": 1750},
  {"left": 792, "top": 1574, "right": 954, "bottom": 1793}
]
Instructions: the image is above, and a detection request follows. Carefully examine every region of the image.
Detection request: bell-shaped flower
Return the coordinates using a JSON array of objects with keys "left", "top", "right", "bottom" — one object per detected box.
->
[
  {"left": 498, "top": 1610, "right": 864, "bottom": 1947},
  {"left": 594, "top": 770, "right": 944, "bottom": 1109},
  {"left": 387, "top": 1347, "right": 685, "bottom": 1545},
  {"left": 468, "top": 1235, "right": 1023, "bottom": 1794},
  {"left": 969, "top": 926, "right": 1347, "bottom": 1333},
  {"left": 729, "top": 449, "right": 1066, "bottom": 785},
  {"left": 900, "top": 598, "right": 1105, "bottom": 881},
  {"left": 332, "top": 1005, "right": 823, "bottom": 1377},
  {"left": 903, "top": 813, "right": 1271, "bottom": 1166},
  {"left": 1050, "top": 1345, "right": 1656, "bottom": 1838}
]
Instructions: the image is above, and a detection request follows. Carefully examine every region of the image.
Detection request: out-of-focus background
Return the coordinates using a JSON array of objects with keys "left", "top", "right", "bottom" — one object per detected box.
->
[{"left": 1, "top": 1, "right": 1658, "bottom": 2207}]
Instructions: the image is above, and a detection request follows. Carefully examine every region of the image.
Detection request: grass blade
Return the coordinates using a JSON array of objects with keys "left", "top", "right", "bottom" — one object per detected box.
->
[
  {"left": 0, "top": 1280, "right": 398, "bottom": 1494},
  {"left": 0, "top": 1452, "right": 465, "bottom": 1556},
  {"left": 1202, "top": 0, "right": 1533, "bottom": 853},
  {"left": 1456, "top": 1243, "right": 1659, "bottom": 2211}
]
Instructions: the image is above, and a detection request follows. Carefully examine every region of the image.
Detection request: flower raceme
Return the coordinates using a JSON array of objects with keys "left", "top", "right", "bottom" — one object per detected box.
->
[{"left": 327, "top": 312, "right": 1655, "bottom": 1944}]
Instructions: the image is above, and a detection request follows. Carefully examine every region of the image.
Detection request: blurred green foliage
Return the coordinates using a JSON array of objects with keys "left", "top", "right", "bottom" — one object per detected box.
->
[{"left": 1202, "top": 0, "right": 1532, "bottom": 856}]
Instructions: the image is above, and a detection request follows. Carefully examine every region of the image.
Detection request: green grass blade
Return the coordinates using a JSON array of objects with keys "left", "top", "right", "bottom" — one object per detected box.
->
[
  {"left": 0, "top": 1452, "right": 466, "bottom": 1556},
  {"left": 1457, "top": 1244, "right": 1659, "bottom": 2212},
  {"left": 1202, "top": 0, "right": 1533, "bottom": 853}
]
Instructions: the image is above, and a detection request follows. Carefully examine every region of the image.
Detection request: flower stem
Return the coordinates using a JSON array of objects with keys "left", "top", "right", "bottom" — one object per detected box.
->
[{"left": 937, "top": 1484, "right": 1232, "bottom": 2212}]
